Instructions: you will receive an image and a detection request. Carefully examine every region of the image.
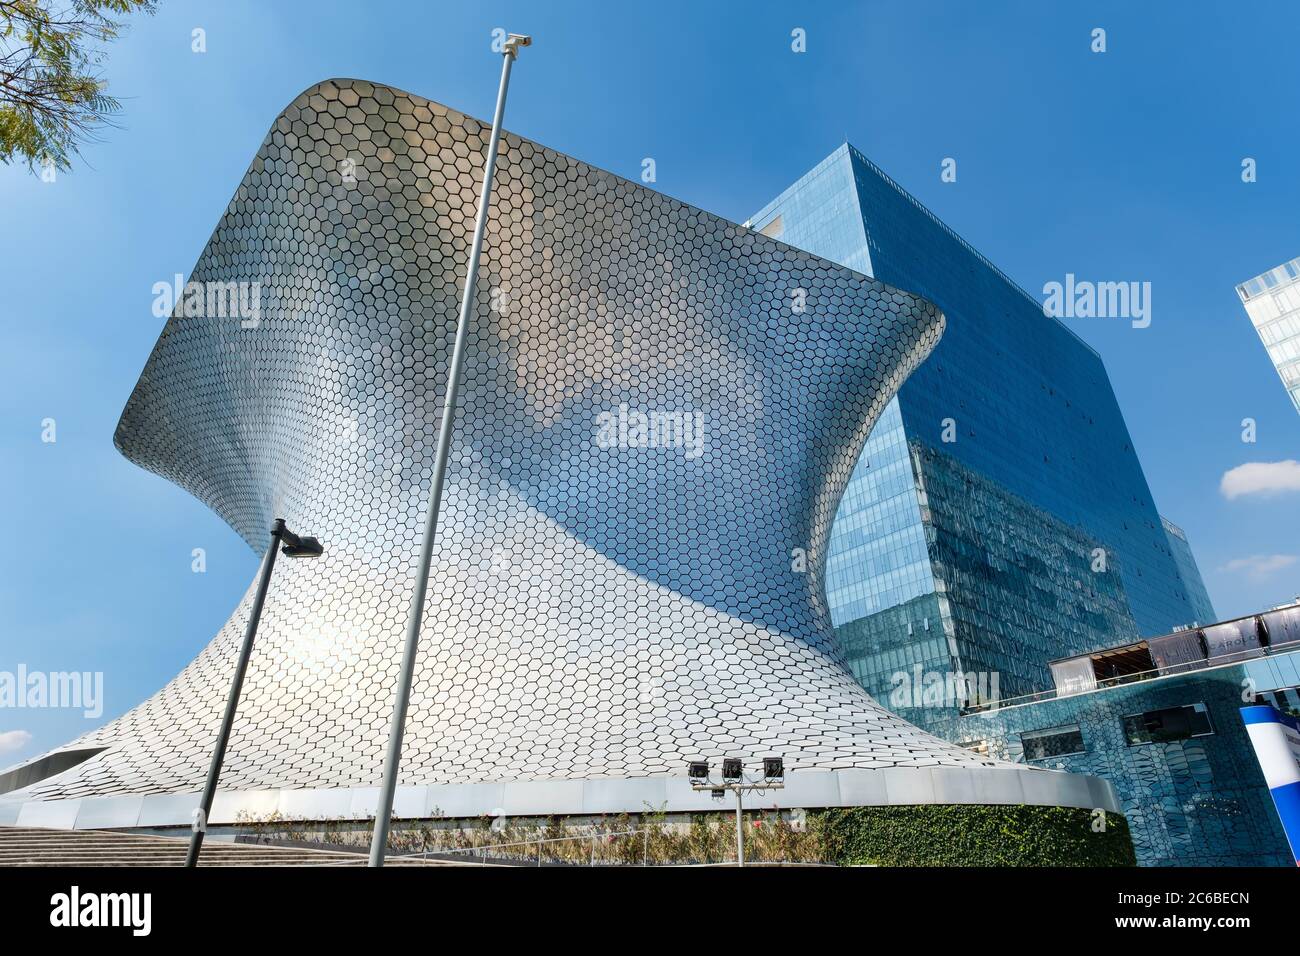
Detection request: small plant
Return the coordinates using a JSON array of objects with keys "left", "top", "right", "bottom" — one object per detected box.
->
[{"left": 226, "top": 804, "right": 1125, "bottom": 865}]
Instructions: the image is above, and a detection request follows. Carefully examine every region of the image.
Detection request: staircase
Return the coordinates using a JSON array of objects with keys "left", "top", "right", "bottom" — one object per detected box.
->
[{"left": 0, "top": 826, "right": 466, "bottom": 866}]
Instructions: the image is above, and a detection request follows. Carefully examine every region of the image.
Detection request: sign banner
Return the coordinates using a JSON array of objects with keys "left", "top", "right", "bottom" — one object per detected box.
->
[
  {"left": 1263, "top": 605, "right": 1300, "bottom": 648},
  {"left": 1049, "top": 656, "right": 1096, "bottom": 696},
  {"left": 1204, "top": 618, "right": 1264, "bottom": 662},
  {"left": 1241, "top": 704, "right": 1300, "bottom": 866},
  {"left": 1148, "top": 630, "right": 1206, "bottom": 675}
]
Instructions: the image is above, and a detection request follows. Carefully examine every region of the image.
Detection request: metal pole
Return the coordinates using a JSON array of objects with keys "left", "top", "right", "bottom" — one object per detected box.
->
[
  {"left": 186, "top": 519, "right": 286, "bottom": 867},
  {"left": 368, "top": 35, "right": 530, "bottom": 869},
  {"left": 735, "top": 788, "right": 745, "bottom": 867}
]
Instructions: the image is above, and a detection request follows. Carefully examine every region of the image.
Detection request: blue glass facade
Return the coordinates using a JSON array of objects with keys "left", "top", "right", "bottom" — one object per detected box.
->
[
  {"left": 749, "top": 145, "right": 1207, "bottom": 651},
  {"left": 934, "top": 659, "right": 1295, "bottom": 867},
  {"left": 1161, "top": 515, "right": 1218, "bottom": 626},
  {"left": 823, "top": 401, "right": 933, "bottom": 624},
  {"left": 748, "top": 144, "right": 1293, "bottom": 864}
]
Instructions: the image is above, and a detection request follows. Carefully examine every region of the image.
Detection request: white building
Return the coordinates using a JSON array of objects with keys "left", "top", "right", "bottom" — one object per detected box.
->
[{"left": 1237, "top": 256, "right": 1300, "bottom": 415}]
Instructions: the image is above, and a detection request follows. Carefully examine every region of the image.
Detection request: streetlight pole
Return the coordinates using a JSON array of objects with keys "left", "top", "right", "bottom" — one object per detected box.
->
[
  {"left": 735, "top": 789, "right": 745, "bottom": 867},
  {"left": 186, "top": 518, "right": 323, "bottom": 867},
  {"left": 688, "top": 758, "right": 784, "bottom": 867},
  {"left": 367, "top": 32, "right": 532, "bottom": 868}
]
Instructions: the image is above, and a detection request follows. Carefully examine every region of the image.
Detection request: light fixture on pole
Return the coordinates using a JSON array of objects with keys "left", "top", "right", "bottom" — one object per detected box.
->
[
  {"left": 367, "top": 31, "right": 532, "bottom": 868},
  {"left": 185, "top": 518, "right": 324, "bottom": 867},
  {"left": 688, "top": 756, "right": 785, "bottom": 867}
]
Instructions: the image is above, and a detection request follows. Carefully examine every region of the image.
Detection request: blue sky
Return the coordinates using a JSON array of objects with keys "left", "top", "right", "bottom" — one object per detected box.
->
[{"left": 2, "top": 0, "right": 1298, "bottom": 765}]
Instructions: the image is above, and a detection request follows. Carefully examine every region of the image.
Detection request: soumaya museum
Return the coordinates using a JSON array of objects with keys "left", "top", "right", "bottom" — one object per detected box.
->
[
  {"left": 3, "top": 5, "right": 1300, "bottom": 900},
  {"left": 1, "top": 79, "right": 1122, "bottom": 844}
]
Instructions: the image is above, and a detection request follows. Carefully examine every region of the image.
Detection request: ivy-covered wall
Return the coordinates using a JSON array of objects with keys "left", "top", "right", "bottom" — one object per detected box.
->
[
  {"left": 229, "top": 804, "right": 1136, "bottom": 866},
  {"left": 813, "top": 805, "right": 1136, "bottom": 866}
]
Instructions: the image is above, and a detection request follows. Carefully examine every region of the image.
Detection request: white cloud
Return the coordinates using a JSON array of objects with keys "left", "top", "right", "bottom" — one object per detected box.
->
[
  {"left": 0, "top": 730, "right": 32, "bottom": 755},
  {"left": 1219, "top": 554, "right": 1298, "bottom": 577},
  {"left": 1220, "top": 460, "right": 1300, "bottom": 499}
]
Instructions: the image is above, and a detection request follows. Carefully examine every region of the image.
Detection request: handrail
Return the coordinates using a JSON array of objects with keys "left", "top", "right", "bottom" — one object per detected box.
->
[
  {"left": 962, "top": 637, "right": 1300, "bottom": 715},
  {"left": 408, "top": 827, "right": 647, "bottom": 856},
  {"left": 390, "top": 827, "right": 655, "bottom": 867}
]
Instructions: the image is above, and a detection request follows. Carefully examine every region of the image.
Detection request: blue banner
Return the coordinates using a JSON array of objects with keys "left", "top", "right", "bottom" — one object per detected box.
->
[{"left": 1241, "top": 703, "right": 1300, "bottom": 866}]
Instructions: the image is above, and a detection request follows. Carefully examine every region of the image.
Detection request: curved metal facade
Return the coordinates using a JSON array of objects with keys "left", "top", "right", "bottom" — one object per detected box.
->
[{"left": 8, "top": 81, "right": 1115, "bottom": 819}]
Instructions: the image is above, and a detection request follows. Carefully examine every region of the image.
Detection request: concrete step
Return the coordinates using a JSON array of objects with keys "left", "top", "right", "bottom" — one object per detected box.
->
[{"left": 0, "top": 825, "right": 465, "bottom": 866}]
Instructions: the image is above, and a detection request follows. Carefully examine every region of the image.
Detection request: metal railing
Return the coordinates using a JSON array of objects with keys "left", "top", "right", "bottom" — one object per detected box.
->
[
  {"left": 961, "top": 637, "right": 1300, "bottom": 715},
  {"left": 394, "top": 828, "right": 654, "bottom": 866}
]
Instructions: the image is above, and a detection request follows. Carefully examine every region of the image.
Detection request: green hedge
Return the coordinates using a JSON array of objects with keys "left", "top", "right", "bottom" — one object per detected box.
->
[{"left": 811, "top": 805, "right": 1136, "bottom": 867}]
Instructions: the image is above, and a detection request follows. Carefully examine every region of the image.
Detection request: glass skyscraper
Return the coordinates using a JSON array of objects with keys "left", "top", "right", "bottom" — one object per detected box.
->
[
  {"left": 1161, "top": 515, "right": 1217, "bottom": 626},
  {"left": 748, "top": 144, "right": 1211, "bottom": 704},
  {"left": 1236, "top": 255, "right": 1300, "bottom": 415},
  {"left": 745, "top": 146, "right": 1298, "bottom": 865}
]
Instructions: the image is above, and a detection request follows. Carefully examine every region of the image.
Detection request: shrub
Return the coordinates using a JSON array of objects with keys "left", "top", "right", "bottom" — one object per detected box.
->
[
  {"left": 811, "top": 805, "right": 1135, "bottom": 867},
  {"left": 229, "top": 803, "right": 1134, "bottom": 866}
]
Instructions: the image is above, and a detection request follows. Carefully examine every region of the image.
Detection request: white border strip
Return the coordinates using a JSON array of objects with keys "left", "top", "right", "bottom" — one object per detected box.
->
[{"left": 0, "top": 765, "right": 1118, "bottom": 830}]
